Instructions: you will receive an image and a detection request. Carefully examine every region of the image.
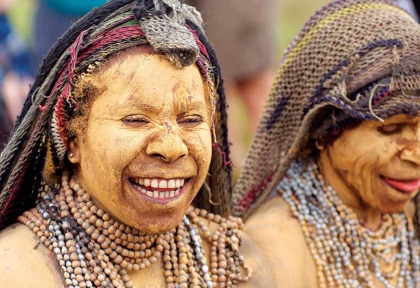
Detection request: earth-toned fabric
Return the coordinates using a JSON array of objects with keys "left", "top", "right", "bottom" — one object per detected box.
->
[
  {"left": 233, "top": 0, "right": 420, "bottom": 219},
  {"left": 0, "top": 0, "right": 233, "bottom": 229}
]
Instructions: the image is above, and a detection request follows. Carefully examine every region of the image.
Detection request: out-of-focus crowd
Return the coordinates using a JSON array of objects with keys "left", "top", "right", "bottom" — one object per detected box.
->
[{"left": 0, "top": 0, "right": 32, "bottom": 144}]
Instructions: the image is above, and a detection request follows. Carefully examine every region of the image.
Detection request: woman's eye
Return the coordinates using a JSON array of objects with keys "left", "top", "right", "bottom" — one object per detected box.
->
[
  {"left": 378, "top": 124, "right": 403, "bottom": 135},
  {"left": 178, "top": 115, "right": 204, "bottom": 127},
  {"left": 122, "top": 116, "right": 150, "bottom": 126}
]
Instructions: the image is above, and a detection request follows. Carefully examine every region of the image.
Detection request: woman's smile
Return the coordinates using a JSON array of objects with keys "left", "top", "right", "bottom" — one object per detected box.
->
[
  {"left": 381, "top": 176, "right": 420, "bottom": 194},
  {"left": 129, "top": 177, "right": 190, "bottom": 203}
]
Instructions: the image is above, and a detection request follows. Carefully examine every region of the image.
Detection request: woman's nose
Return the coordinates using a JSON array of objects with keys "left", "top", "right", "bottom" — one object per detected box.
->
[
  {"left": 400, "top": 129, "right": 420, "bottom": 166},
  {"left": 401, "top": 146, "right": 420, "bottom": 166},
  {"left": 146, "top": 126, "right": 188, "bottom": 162}
]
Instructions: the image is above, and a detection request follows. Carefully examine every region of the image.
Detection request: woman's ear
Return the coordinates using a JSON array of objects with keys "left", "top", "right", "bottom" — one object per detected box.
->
[
  {"left": 68, "top": 138, "right": 81, "bottom": 164},
  {"left": 315, "top": 139, "right": 325, "bottom": 151}
]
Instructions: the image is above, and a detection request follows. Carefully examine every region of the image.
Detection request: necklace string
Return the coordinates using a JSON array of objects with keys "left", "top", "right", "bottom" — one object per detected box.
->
[
  {"left": 278, "top": 161, "right": 420, "bottom": 288},
  {"left": 19, "top": 172, "right": 253, "bottom": 288}
]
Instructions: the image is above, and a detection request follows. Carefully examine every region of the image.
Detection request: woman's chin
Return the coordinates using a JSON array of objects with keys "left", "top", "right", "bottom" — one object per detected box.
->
[
  {"left": 130, "top": 215, "right": 184, "bottom": 235},
  {"left": 113, "top": 178, "right": 199, "bottom": 233},
  {"left": 379, "top": 201, "right": 411, "bottom": 215},
  {"left": 375, "top": 180, "right": 419, "bottom": 213}
]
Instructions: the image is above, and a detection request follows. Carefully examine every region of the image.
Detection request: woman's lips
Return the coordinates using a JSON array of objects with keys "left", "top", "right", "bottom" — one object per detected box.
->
[
  {"left": 382, "top": 176, "right": 420, "bottom": 193},
  {"left": 129, "top": 177, "right": 189, "bottom": 204}
]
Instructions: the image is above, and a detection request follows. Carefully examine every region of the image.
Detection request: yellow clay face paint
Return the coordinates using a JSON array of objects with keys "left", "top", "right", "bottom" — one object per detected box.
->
[
  {"left": 319, "top": 114, "right": 420, "bottom": 229},
  {"left": 70, "top": 48, "right": 212, "bottom": 234}
]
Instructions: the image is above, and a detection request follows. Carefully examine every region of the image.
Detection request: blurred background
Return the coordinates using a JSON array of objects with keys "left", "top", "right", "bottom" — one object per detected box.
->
[{"left": 1, "top": 0, "right": 419, "bottom": 179}]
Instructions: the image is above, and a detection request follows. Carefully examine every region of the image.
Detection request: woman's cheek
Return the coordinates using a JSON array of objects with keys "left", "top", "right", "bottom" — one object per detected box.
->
[{"left": 185, "top": 131, "right": 212, "bottom": 171}]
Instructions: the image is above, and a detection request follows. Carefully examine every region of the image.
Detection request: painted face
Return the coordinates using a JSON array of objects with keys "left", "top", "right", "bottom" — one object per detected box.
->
[
  {"left": 319, "top": 114, "right": 420, "bottom": 215},
  {"left": 69, "top": 49, "right": 212, "bottom": 234}
]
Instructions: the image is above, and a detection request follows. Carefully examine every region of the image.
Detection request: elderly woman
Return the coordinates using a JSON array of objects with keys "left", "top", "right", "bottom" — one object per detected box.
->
[
  {"left": 0, "top": 1, "right": 273, "bottom": 287},
  {"left": 233, "top": 0, "right": 420, "bottom": 287}
]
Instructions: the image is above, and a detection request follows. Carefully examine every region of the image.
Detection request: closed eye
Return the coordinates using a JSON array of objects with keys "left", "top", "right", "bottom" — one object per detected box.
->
[
  {"left": 178, "top": 115, "right": 204, "bottom": 127},
  {"left": 122, "top": 115, "right": 150, "bottom": 127},
  {"left": 378, "top": 124, "right": 403, "bottom": 135}
]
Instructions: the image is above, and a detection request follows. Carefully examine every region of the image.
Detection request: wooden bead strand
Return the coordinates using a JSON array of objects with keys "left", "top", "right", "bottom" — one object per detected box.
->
[{"left": 18, "top": 172, "right": 252, "bottom": 287}]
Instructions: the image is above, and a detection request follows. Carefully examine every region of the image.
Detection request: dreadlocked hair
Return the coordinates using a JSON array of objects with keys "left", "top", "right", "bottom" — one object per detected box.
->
[{"left": 0, "top": 0, "right": 232, "bottom": 230}]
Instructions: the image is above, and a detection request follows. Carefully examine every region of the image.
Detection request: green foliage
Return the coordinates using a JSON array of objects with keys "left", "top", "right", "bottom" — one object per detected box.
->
[{"left": 8, "top": 0, "right": 36, "bottom": 45}]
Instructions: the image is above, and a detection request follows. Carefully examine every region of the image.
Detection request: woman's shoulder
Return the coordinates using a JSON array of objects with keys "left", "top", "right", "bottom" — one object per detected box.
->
[
  {"left": 0, "top": 223, "right": 63, "bottom": 288},
  {"left": 244, "top": 195, "right": 318, "bottom": 288},
  {"left": 198, "top": 214, "right": 276, "bottom": 287},
  {"left": 246, "top": 194, "right": 302, "bottom": 234},
  {"left": 236, "top": 229, "right": 276, "bottom": 287}
]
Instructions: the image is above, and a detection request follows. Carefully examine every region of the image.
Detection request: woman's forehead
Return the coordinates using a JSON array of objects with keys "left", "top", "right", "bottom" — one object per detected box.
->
[
  {"left": 382, "top": 114, "right": 420, "bottom": 124},
  {"left": 355, "top": 114, "right": 420, "bottom": 129},
  {"left": 97, "top": 53, "right": 203, "bottom": 88},
  {"left": 83, "top": 53, "right": 206, "bottom": 110}
]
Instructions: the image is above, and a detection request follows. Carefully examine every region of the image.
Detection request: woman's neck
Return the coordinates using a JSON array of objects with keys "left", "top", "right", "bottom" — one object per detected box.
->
[{"left": 317, "top": 152, "right": 384, "bottom": 231}]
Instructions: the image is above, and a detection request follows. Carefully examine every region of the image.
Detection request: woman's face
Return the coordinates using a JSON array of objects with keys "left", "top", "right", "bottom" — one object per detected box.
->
[
  {"left": 69, "top": 49, "right": 212, "bottom": 234},
  {"left": 319, "top": 114, "right": 420, "bottom": 214}
]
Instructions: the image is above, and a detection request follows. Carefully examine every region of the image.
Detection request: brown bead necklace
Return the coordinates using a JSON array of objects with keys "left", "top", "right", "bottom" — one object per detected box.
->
[{"left": 19, "top": 172, "right": 253, "bottom": 288}]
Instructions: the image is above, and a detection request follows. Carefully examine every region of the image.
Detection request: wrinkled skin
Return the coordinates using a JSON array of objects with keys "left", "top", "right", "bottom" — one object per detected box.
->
[
  {"left": 246, "top": 114, "right": 420, "bottom": 287},
  {"left": 69, "top": 49, "right": 213, "bottom": 234},
  {"left": 319, "top": 114, "right": 420, "bottom": 230}
]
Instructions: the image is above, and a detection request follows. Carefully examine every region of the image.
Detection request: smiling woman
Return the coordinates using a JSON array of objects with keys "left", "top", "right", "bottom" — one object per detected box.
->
[
  {"left": 233, "top": 0, "right": 420, "bottom": 287},
  {"left": 320, "top": 114, "right": 420, "bottom": 220},
  {"left": 69, "top": 50, "right": 214, "bottom": 234},
  {"left": 0, "top": 1, "right": 273, "bottom": 287}
]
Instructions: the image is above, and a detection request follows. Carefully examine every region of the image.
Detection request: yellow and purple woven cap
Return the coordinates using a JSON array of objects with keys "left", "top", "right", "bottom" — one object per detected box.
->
[{"left": 233, "top": 0, "right": 420, "bottom": 218}]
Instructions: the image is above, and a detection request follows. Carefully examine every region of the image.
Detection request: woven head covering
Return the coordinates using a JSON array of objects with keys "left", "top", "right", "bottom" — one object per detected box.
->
[
  {"left": 233, "top": 0, "right": 420, "bottom": 219},
  {"left": 0, "top": 0, "right": 232, "bottom": 229}
]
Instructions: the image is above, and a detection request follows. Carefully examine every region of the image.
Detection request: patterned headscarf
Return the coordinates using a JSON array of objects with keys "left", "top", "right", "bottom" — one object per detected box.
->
[
  {"left": 0, "top": 0, "right": 233, "bottom": 229},
  {"left": 233, "top": 0, "right": 420, "bottom": 219}
]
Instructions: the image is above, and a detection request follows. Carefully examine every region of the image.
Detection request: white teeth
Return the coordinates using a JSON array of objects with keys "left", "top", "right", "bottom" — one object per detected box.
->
[
  {"left": 134, "top": 178, "right": 186, "bottom": 199},
  {"left": 168, "top": 179, "right": 176, "bottom": 189},
  {"left": 144, "top": 179, "right": 151, "bottom": 186},
  {"left": 135, "top": 178, "right": 185, "bottom": 188},
  {"left": 151, "top": 179, "right": 159, "bottom": 188},
  {"left": 159, "top": 180, "right": 168, "bottom": 189},
  {"left": 140, "top": 189, "right": 177, "bottom": 199}
]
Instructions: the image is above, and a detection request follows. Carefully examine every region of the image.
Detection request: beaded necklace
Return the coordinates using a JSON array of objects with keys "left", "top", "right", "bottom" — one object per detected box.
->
[
  {"left": 278, "top": 161, "right": 420, "bottom": 288},
  {"left": 18, "top": 172, "right": 252, "bottom": 288}
]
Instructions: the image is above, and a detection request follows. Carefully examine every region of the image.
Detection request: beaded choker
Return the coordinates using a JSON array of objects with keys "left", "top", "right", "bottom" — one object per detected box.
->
[
  {"left": 18, "top": 173, "right": 252, "bottom": 288},
  {"left": 278, "top": 161, "right": 420, "bottom": 288}
]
